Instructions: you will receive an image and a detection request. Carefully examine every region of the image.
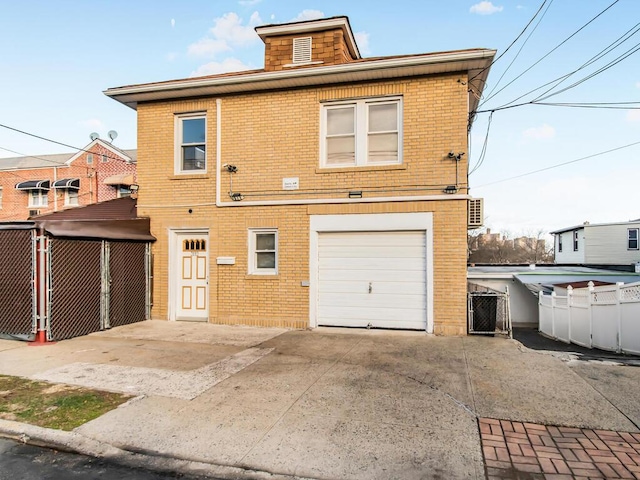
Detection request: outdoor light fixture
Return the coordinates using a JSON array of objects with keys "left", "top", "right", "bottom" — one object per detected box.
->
[
  {"left": 129, "top": 184, "right": 139, "bottom": 193},
  {"left": 443, "top": 185, "right": 458, "bottom": 194},
  {"left": 348, "top": 191, "right": 363, "bottom": 198},
  {"left": 229, "top": 192, "right": 244, "bottom": 201},
  {"left": 223, "top": 164, "right": 238, "bottom": 173}
]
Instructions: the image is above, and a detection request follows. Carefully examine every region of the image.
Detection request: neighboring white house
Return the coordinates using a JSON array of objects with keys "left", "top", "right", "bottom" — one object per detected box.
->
[{"left": 551, "top": 220, "right": 640, "bottom": 267}]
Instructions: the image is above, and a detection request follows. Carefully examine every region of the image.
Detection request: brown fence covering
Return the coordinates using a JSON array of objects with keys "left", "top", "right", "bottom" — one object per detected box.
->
[
  {"left": 0, "top": 229, "right": 34, "bottom": 339},
  {"left": 109, "top": 241, "right": 147, "bottom": 328},
  {"left": 49, "top": 239, "right": 102, "bottom": 341}
]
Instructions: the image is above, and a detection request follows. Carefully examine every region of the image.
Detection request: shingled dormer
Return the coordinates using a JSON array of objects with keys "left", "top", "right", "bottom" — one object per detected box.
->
[{"left": 255, "top": 16, "right": 361, "bottom": 72}]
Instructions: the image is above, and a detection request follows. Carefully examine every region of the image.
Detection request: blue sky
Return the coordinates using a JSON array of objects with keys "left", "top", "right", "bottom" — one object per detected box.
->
[{"left": 0, "top": 0, "right": 638, "bottom": 235}]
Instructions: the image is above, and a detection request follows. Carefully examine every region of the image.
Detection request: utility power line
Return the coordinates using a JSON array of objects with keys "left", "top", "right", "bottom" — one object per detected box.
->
[{"left": 472, "top": 140, "right": 640, "bottom": 188}]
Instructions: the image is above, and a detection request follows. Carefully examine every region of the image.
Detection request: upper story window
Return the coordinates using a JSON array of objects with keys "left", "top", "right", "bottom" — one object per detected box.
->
[
  {"left": 29, "top": 190, "right": 48, "bottom": 207},
  {"left": 87, "top": 153, "right": 93, "bottom": 164},
  {"left": 64, "top": 189, "right": 79, "bottom": 207},
  {"left": 321, "top": 97, "right": 402, "bottom": 168},
  {"left": 0, "top": 187, "right": 3, "bottom": 209},
  {"left": 573, "top": 230, "right": 579, "bottom": 251},
  {"left": 101, "top": 154, "right": 108, "bottom": 163},
  {"left": 628, "top": 228, "right": 639, "bottom": 250},
  {"left": 558, "top": 235, "right": 563, "bottom": 253},
  {"left": 176, "top": 113, "right": 206, "bottom": 173}
]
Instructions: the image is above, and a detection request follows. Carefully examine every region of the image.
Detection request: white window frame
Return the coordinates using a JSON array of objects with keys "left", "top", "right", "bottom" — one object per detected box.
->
[
  {"left": 573, "top": 230, "right": 579, "bottom": 251},
  {"left": 87, "top": 153, "right": 93, "bottom": 164},
  {"left": 0, "top": 187, "right": 2, "bottom": 209},
  {"left": 248, "top": 228, "right": 278, "bottom": 275},
  {"left": 101, "top": 154, "right": 108, "bottom": 163},
  {"left": 557, "top": 234, "right": 563, "bottom": 253},
  {"left": 628, "top": 228, "right": 639, "bottom": 250},
  {"left": 64, "top": 189, "right": 79, "bottom": 207},
  {"left": 175, "top": 112, "right": 207, "bottom": 174},
  {"left": 320, "top": 96, "right": 403, "bottom": 168},
  {"left": 29, "top": 190, "right": 48, "bottom": 207}
]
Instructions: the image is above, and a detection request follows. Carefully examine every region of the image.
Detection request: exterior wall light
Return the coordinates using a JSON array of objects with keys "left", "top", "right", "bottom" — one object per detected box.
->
[
  {"left": 348, "top": 191, "right": 363, "bottom": 198},
  {"left": 443, "top": 185, "right": 458, "bottom": 194}
]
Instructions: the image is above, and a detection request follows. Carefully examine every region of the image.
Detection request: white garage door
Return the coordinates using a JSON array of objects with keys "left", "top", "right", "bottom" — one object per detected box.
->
[{"left": 317, "top": 231, "right": 427, "bottom": 330}]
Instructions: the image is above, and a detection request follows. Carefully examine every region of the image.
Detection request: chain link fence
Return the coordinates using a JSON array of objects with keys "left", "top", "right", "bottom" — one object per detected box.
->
[{"left": 0, "top": 229, "right": 36, "bottom": 340}]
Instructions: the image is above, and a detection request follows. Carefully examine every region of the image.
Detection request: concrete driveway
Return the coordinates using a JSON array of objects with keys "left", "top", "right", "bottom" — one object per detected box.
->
[{"left": 0, "top": 321, "right": 638, "bottom": 479}]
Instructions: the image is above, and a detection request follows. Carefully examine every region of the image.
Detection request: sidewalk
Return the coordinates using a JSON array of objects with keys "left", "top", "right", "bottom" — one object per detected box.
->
[{"left": 0, "top": 321, "right": 639, "bottom": 479}]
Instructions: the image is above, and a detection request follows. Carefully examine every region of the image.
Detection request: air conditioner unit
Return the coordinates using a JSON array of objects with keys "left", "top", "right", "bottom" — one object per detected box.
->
[
  {"left": 28, "top": 209, "right": 41, "bottom": 217},
  {"left": 468, "top": 198, "right": 483, "bottom": 228}
]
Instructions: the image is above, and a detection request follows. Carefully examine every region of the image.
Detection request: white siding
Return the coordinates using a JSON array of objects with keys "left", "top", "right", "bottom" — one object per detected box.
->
[
  {"left": 584, "top": 223, "right": 640, "bottom": 265},
  {"left": 554, "top": 229, "right": 585, "bottom": 264}
]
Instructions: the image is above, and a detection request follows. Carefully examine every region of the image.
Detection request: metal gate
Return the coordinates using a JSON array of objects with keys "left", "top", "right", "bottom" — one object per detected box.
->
[
  {"left": 49, "top": 239, "right": 102, "bottom": 340},
  {"left": 0, "top": 229, "right": 36, "bottom": 340},
  {"left": 47, "top": 239, "right": 151, "bottom": 341},
  {"left": 468, "top": 283, "right": 512, "bottom": 336},
  {"left": 107, "top": 241, "right": 148, "bottom": 328}
]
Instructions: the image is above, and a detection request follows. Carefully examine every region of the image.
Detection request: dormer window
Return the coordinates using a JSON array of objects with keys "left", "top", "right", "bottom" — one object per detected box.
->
[{"left": 293, "top": 37, "right": 312, "bottom": 64}]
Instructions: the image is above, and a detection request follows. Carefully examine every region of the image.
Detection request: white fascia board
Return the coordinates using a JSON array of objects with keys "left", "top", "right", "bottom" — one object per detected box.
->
[{"left": 104, "top": 49, "right": 496, "bottom": 110}]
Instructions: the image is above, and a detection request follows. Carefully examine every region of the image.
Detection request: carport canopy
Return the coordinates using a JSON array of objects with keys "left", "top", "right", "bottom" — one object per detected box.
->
[{"left": 15, "top": 180, "right": 50, "bottom": 190}]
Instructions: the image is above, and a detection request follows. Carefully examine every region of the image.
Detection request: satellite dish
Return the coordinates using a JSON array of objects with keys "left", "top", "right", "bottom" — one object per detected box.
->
[
  {"left": 107, "top": 130, "right": 118, "bottom": 142},
  {"left": 89, "top": 132, "right": 100, "bottom": 141}
]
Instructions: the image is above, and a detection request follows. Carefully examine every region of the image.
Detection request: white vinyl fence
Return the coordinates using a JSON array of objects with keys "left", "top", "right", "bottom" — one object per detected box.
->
[{"left": 539, "top": 281, "right": 640, "bottom": 355}]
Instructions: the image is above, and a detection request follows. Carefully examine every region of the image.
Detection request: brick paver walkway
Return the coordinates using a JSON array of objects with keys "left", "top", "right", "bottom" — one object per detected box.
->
[{"left": 479, "top": 418, "right": 640, "bottom": 479}]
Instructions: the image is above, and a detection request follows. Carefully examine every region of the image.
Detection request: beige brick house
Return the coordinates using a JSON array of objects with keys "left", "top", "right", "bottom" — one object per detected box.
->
[
  {"left": 0, "top": 138, "right": 136, "bottom": 221},
  {"left": 105, "top": 16, "right": 494, "bottom": 335}
]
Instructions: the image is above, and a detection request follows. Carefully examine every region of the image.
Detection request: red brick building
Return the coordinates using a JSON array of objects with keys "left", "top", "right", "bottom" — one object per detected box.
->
[{"left": 0, "top": 138, "right": 136, "bottom": 220}]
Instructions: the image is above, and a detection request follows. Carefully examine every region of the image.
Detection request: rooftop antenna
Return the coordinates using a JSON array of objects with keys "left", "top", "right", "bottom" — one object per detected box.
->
[
  {"left": 89, "top": 132, "right": 100, "bottom": 141},
  {"left": 107, "top": 130, "right": 118, "bottom": 143}
]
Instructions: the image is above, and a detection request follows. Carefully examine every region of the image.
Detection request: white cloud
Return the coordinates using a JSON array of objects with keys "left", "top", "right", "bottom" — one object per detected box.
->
[
  {"left": 522, "top": 124, "right": 555, "bottom": 140},
  {"left": 635, "top": 81, "right": 640, "bottom": 89},
  {"left": 627, "top": 110, "right": 640, "bottom": 122},
  {"left": 290, "top": 10, "right": 324, "bottom": 22},
  {"left": 355, "top": 31, "right": 370, "bottom": 56},
  {"left": 171, "top": 18, "right": 175, "bottom": 28},
  {"left": 166, "top": 52, "right": 178, "bottom": 61},
  {"left": 270, "top": 14, "right": 275, "bottom": 20},
  {"left": 191, "top": 58, "right": 253, "bottom": 77},
  {"left": 239, "top": 0, "right": 261, "bottom": 5},
  {"left": 187, "top": 11, "right": 262, "bottom": 59},
  {"left": 211, "top": 11, "right": 262, "bottom": 46},
  {"left": 470, "top": 1, "right": 504, "bottom": 15},
  {"left": 516, "top": 5, "right": 526, "bottom": 9},
  {"left": 188, "top": 38, "right": 231, "bottom": 57}
]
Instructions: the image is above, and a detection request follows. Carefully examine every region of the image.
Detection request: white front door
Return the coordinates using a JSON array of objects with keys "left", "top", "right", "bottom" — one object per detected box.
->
[{"left": 173, "top": 231, "right": 209, "bottom": 321}]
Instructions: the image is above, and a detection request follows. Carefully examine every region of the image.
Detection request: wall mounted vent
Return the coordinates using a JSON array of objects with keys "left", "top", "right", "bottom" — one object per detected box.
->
[
  {"left": 468, "top": 198, "right": 484, "bottom": 228},
  {"left": 293, "top": 37, "right": 312, "bottom": 63}
]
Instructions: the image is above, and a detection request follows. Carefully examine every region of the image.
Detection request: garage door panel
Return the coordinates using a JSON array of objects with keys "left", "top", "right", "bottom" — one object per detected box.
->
[
  {"left": 319, "top": 232, "right": 425, "bottom": 247},
  {"left": 319, "top": 245, "right": 426, "bottom": 259},
  {"left": 319, "top": 292, "right": 426, "bottom": 309},
  {"left": 319, "top": 305, "right": 425, "bottom": 323},
  {"left": 318, "top": 269, "right": 424, "bottom": 283},
  {"left": 319, "top": 281, "right": 426, "bottom": 295},
  {"left": 319, "top": 257, "right": 425, "bottom": 271}
]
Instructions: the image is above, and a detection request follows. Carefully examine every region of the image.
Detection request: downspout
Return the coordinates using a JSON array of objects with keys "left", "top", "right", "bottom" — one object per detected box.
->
[
  {"left": 216, "top": 98, "right": 222, "bottom": 207},
  {"left": 53, "top": 167, "right": 58, "bottom": 212}
]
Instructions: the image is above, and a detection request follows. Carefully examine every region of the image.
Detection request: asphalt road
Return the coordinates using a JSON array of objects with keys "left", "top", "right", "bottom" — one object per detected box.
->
[{"left": 0, "top": 437, "right": 211, "bottom": 480}]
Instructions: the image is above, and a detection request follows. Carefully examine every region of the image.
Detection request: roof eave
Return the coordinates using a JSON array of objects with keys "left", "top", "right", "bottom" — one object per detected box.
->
[{"left": 104, "top": 49, "right": 496, "bottom": 116}]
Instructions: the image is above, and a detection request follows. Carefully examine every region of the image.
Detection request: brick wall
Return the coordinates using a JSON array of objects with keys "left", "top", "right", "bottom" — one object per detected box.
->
[
  {"left": 136, "top": 73, "right": 471, "bottom": 335},
  {"left": 0, "top": 144, "right": 136, "bottom": 221},
  {"left": 264, "top": 28, "right": 355, "bottom": 71}
]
